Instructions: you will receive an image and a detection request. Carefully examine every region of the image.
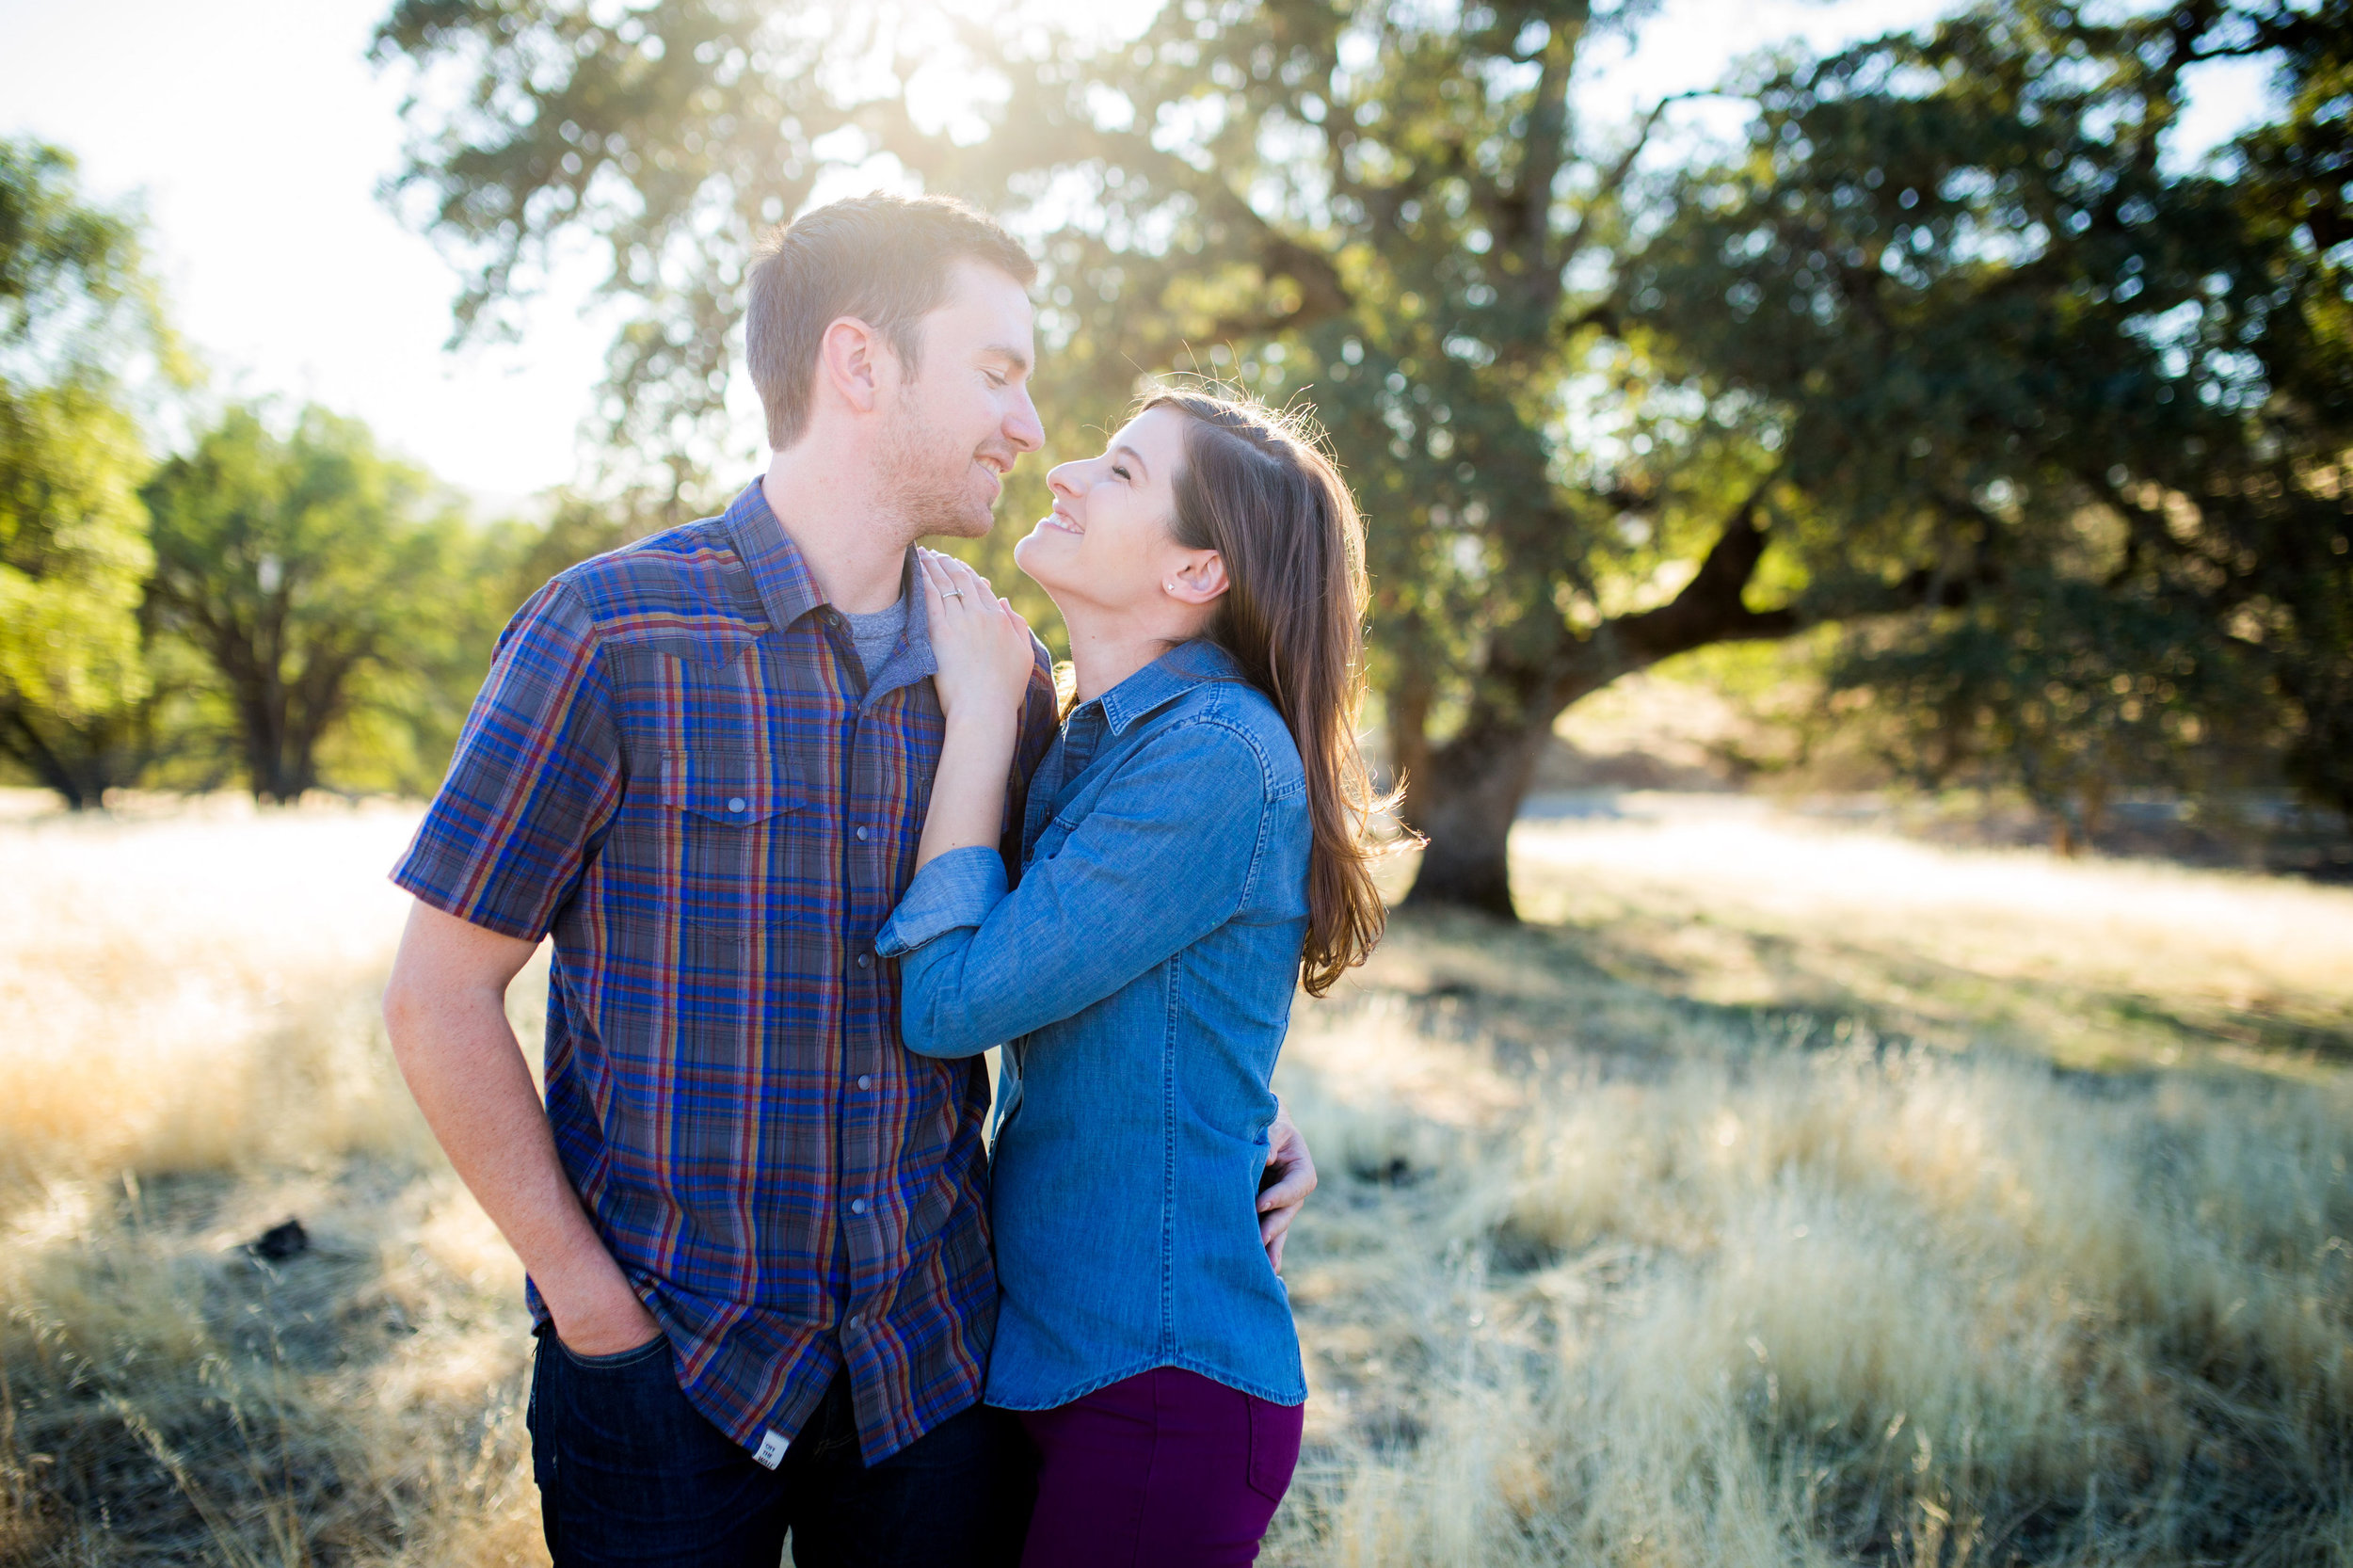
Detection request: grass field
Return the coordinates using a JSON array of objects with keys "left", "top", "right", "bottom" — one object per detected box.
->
[{"left": 3, "top": 791, "right": 2349, "bottom": 1565}]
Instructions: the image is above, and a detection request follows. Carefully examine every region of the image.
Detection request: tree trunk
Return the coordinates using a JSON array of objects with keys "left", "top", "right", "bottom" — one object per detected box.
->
[
  {"left": 1392, "top": 493, "right": 1805, "bottom": 919},
  {"left": 2, "top": 708, "right": 101, "bottom": 809},
  {"left": 236, "top": 685, "right": 300, "bottom": 805},
  {"left": 229, "top": 661, "right": 311, "bottom": 806},
  {"left": 1400, "top": 719, "right": 1552, "bottom": 917}
]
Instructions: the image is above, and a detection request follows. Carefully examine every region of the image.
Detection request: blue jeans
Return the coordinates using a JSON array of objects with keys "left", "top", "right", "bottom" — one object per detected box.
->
[{"left": 526, "top": 1329, "right": 1033, "bottom": 1567}]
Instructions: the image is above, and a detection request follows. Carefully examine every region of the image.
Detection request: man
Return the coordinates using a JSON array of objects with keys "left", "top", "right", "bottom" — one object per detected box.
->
[{"left": 379, "top": 195, "right": 1319, "bottom": 1567}]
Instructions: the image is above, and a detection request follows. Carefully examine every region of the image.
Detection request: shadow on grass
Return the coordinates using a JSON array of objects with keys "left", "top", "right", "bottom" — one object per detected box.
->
[
  {"left": 1358, "top": 904, "right": 1924, "bottom": 1075},
  {"left": 2, "top": 1154, "right": 530, "bottom": 1566},
  {"left": 1364, "top": 902, "right": 2353, "bottom": 1084}
]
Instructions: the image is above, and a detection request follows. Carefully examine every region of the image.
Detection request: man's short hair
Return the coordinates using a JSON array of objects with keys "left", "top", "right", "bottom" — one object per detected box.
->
[{"left": 745, "top": 193, "right": 1038, "bottom": 451}]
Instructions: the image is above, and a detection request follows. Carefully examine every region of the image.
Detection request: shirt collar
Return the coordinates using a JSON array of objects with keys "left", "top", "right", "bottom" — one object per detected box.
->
[
  {"left": 719, "top": 478, "right": 825, "bottom": 632},
  {"left": 720, "top": 478, "right": 934, "bottom": 682},
  {"left": 1096, "top": 638, "right": 1244, "bottom": 736}
]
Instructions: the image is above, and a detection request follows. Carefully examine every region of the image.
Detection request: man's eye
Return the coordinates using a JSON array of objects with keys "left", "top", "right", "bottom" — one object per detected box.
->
[{"left": 984, "top": 372, "right": 1007, "bottom": 389}]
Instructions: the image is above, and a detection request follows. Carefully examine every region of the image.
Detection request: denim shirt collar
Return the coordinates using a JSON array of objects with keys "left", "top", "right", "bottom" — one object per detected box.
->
[{"left": 1096, "top": 639, "right": 1244, "bottom": 737}]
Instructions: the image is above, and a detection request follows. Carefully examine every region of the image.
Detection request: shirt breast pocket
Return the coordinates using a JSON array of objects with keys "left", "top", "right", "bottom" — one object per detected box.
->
[
  {"left": 1023, "top": 806, "right": 1086, "bottom": 870},
  {"left": 654, "top": 749, "right": 808, "bottom": 936}
]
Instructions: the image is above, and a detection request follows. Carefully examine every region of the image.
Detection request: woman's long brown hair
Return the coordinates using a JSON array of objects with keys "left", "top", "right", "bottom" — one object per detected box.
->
[{"left": 1141, "top": 387, "right": 1396, "bottom": 996}]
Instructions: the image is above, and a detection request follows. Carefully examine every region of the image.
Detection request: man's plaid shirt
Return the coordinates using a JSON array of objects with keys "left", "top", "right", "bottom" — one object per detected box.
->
[{"left": 392, "top": 479, "right": 1057, "bottom": 1464}]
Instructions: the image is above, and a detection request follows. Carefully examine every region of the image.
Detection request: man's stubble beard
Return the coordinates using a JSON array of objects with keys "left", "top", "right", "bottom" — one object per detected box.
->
[{"left": 878, "top": 385, "right": 996, "bottom": 544}]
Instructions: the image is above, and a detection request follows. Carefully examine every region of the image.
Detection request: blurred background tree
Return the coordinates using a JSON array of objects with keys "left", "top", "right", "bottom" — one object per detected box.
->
[
  {"left": 375, "top": 0, "right": 2352, "bottom": 914},
  {"left": 0, "top": 135, "right": 657, "bottom": 813},
  {"left": 141, "top": 406, "right": 487, "bottom": 805},
  {"left": 0, "top": 139, "right": 184, "bottom": 808},
  {"left": 0, "top": 378, "right": 155, "bottom": 809}
]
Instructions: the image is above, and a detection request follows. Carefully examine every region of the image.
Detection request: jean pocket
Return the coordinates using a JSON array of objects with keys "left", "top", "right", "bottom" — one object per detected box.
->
[
  {"left": 527, "top": 1335, "right": 554, "bottom": 1473},
  {"left": 1245, "top": 1398, "right": 1303, "bottom": 1505},
  {"left": 554, "top": 1330, "right": 670, "bottom": 1372}
]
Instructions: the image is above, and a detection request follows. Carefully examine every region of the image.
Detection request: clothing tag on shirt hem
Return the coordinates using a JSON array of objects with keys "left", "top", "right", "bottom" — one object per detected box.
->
[{"left": 754, "top": 1430, "right": 789, "bottom": 1469}]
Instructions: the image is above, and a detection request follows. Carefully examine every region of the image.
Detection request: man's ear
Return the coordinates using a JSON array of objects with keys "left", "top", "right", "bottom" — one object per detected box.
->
[
  {"left": 1164, "top": 550, "right": 1228, "bottom": 605},
  {"left": 814, "top": 315, "right": 899, "bottom": 414}
]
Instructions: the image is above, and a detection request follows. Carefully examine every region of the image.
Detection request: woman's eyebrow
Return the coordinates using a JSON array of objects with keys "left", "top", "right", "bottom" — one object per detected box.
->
[{"left": 1112, "top": 443, "right": 1148, "bottom": 480}]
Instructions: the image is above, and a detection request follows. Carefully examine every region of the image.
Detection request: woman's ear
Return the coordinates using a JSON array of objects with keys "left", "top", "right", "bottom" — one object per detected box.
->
[{"left": 1163, "top": 550, "right": 1228, "bottom": 606}]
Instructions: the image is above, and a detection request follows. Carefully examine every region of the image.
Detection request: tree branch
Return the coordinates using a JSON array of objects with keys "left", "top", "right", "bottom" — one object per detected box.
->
[
  {"left": 1536, "top": 477, "right": 2004, "bottom": 715},
  {"left": 1542, "top": 481, "right": 1785, "bottom": 708},
  {"left": 1511, "top": 16, "right": 1581, "bottom": 280},
  {"left": 1552, "top": 90, "right": 1712, "bottom": 276}
]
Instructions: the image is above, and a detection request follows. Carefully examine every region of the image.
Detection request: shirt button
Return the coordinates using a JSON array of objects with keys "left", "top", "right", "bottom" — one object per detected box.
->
[
  {"left": 857, "top": 1075, "right": 873, "bottom": 1090},
  {"left": 856, "top": 952, "right": 872, "bottom": 969},
  {"left": 846, "top": 1313, "right": 862, "bottom": 1330},
  {"left": 850, "top": 1198, "right": 869, "bottom": 1215},
  {"left": 727, "top": 797, "right": 745, "bottom": 813},
  {"left": 855, "top": 825, "right": 869, "bottom": 842}
]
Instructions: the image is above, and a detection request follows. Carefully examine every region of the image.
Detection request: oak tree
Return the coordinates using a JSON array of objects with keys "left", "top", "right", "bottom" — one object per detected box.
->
[{"left": 377, "top": 0, "right": 2349, "bottom": 910}]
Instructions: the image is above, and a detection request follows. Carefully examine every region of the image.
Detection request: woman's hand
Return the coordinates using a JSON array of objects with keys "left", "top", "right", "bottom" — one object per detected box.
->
[
  {"left": 911, "top": 550, "right": 1033, "bottom": 874},
  {"left": 1257, "top": 1102, "right": 1318, "bottom": 1273},
  {"left": 920, "top": 549, "right": 1034, "bottom": 727}
]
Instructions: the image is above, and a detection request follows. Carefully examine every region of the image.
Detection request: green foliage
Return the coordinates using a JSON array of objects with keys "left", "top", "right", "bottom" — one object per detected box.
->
[
  {"left": 1625, "top": 0, "right": 2353, "bottom": 827},
  {"left": 2225, "top": 5, "right": 2353, "bottom": 815},
  {"left": 0, "top": 138, "right": 187, "bottom": 808},
  {"left": 1832, "top": 572, "right": 2273, "bottom": 846},
  {"left": 0, "top": 138, "right": 184, "bottom": 388},
  {"left": 142, "top": 406, "right": 485, "bottom": 803},
  {"left": 0, "top": 378, "right": 155, "bottom": 807}
]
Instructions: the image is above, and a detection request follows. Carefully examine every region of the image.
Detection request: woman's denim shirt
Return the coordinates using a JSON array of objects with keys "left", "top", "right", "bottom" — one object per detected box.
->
[{"left": 874, "top": 640, "right": 1309, "bottom": 1411}]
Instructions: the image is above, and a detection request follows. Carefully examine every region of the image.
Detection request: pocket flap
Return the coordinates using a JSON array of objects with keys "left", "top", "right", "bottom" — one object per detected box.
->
[{"left": 658, "top": 751, "right": 805, "bottom": 824}]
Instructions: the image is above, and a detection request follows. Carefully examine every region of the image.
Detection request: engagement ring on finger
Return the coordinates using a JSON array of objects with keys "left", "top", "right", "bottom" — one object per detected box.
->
[{"left": 943, "top": 589, "right": 965, "bottom": 600}]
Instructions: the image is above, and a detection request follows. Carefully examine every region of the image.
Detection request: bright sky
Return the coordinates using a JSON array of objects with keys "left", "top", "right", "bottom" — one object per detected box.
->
[{"left": 0, "top": 0, "right": 2278, "bottom": 510}]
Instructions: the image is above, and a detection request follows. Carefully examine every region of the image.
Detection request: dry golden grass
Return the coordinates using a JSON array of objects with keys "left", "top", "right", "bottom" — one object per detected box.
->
[
  {"left": 3, "top": 791, "right": 2349, "bottom": 1565},
  {"left": 0, "top": 793, "right": 546, "bottom": 1565},
  {"left": 1267, "top": 806, "right": 2353, "bottom": 1567}
]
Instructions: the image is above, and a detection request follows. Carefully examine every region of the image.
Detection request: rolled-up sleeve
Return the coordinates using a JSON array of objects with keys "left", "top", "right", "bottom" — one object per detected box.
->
[
  {"left": 389, "top": 579, "right": 621, "bottom": 940},
  {"left": 882, "top": 718, "right": 1272, "bottom": 1060},
  {"left": 875, "top": 844, "right": 1008, "bottom": 959}
]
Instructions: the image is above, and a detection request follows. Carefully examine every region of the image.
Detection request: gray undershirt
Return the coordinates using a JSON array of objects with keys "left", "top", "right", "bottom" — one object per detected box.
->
[{"left": 839, "top": 592, "right": 909, "bottom": 681}]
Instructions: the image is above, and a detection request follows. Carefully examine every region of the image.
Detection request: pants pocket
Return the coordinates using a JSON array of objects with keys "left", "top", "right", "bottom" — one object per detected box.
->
[
  {"left": 554, "top": 1331, "right": 670, "bottom": 1372},
  {"left": 526, "top": 1336, "right": 560, "bottom": 1560},
  {"left": 546, "top": 1331, "right": 708, "bottom": 1476},
  {"left": 1244, "top": 1397, "right": 1303, "bottom": 1505}
]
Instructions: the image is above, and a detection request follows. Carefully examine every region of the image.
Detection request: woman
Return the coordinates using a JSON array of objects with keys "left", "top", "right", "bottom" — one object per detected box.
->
[{"left": 872, "top": 388, "right": 1389, "bottom": 1566}]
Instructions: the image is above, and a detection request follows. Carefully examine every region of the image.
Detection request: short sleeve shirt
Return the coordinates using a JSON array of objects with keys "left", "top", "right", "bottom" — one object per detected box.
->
[{"left": 390, "top": 478, "right": 1058, "bottom": 1464}]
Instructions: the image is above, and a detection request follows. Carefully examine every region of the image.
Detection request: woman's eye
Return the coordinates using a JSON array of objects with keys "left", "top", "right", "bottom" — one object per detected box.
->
[{"left": 1112, "top": 464, "right": 1131, "bottom": 481}]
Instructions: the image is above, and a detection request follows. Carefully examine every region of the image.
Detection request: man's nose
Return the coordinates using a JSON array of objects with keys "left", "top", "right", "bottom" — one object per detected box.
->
[{"left": 1005, "top": 389, "right": 1045, "bottom": 454}]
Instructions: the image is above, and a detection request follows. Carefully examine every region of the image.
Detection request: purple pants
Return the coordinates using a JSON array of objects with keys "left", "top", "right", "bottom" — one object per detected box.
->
[{"left": 1014, "top": 1367, "right": 1304, "bottom": 1568}]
